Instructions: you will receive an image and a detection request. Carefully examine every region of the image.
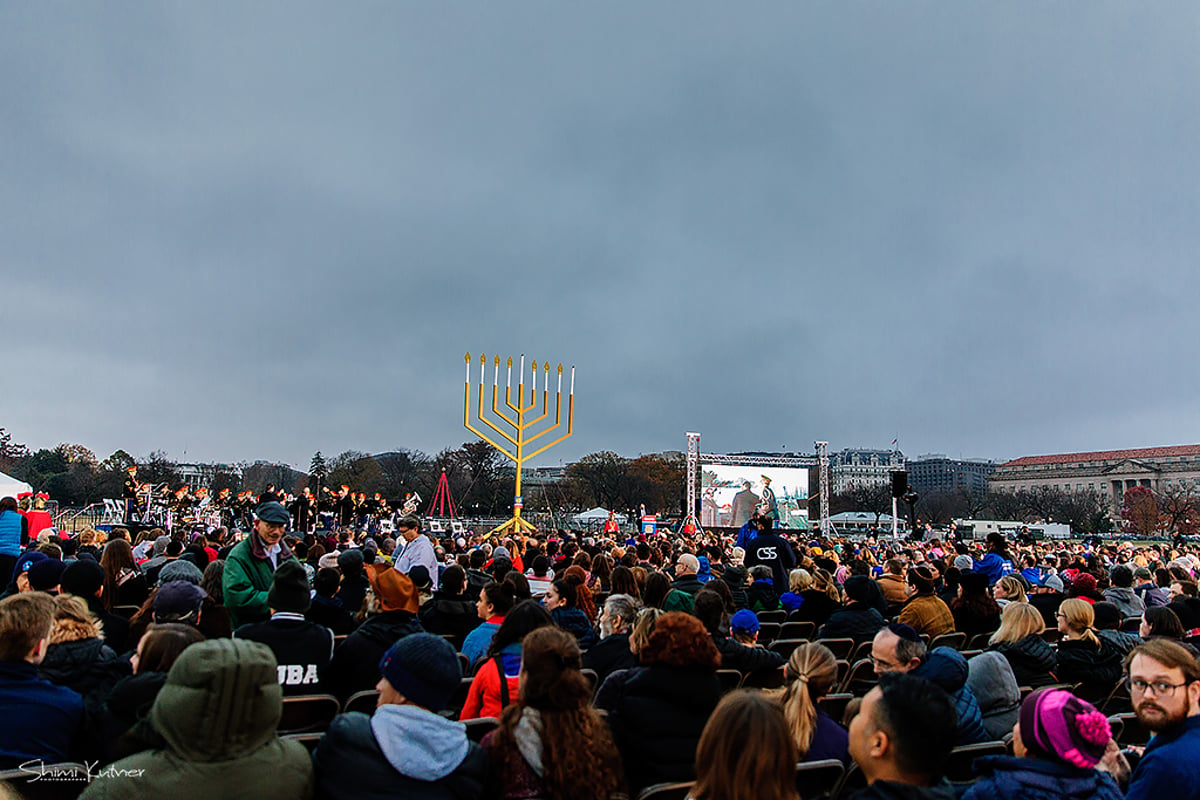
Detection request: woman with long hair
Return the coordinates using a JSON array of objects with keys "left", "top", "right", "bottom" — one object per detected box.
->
[
  {"left": 545, "top": 578, "right": 595, "bottom": 647},
  {"left": 482, "top": 627, "right": 624, "bottom": 800},
  {"left": 1138, "top": 606, "right": 1200, "bottom": 657},
  {"left": 462, "top": 580, "right": 517, "bottom": 668},
  {"left": 951, "top": 571, "right": 1002, "bottom": 639},
  {"left": 594, "top": 612, "right": 722, "bottom": 794},
  {"left": 610, "top": 566, "right": 641, "bottom": 601},
  {"left": 986, "top": 602, "right": 1056, "bottom": 687},
  {"left": 991, "top": 575, "right": 1027, "bottom": 608},
  {"left": 461, "top": 600, "right": 554, "bottom": 720},
  {"left": 590, "top": 553, "right": 613, "bottom": 593},
  {"left": 562, "top": 565, "right": 597, "bottom": 622},
  {"left": 792, "top": 567, "right": 842, "bottom": 628},
  {"left": 100, "top": 538, "right": 149, "bottom": 610},
  {"left": 692, "top": 691, "right": 799, "bottom": 800},
  {"left": 1054, "top": 598, "right": 1122, "bottom": 692},
  {"left": 773, "top": 643, "right": 848, "bottom": 763},
  {"left": 40, "top": 594, "right": 129, "bottom": 705}
]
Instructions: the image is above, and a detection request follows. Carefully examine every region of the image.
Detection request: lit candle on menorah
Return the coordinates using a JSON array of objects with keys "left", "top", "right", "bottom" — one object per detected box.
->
[{"left": 464, "top": 352, "right": 575, "bottom": 535}]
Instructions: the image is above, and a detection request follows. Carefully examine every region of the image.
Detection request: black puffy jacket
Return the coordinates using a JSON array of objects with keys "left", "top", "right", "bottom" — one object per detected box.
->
[
  {"left": 819, "top": 603, "right": 886, "bottom": 643},
  {"left": 40, "top": 638, "right": 130, "bottom": 709},
  {"left": 323, "top": 611, "right": 423, "bottom": 701},
  {"left": 988, "top": 634, "right": 1058, "bottom": 687},
  {"left": 1056, "top": 636, "right": 1123, "bottom": 692},
  {"left": 595, "top": 666, "right": 722, "bottom": 794}
]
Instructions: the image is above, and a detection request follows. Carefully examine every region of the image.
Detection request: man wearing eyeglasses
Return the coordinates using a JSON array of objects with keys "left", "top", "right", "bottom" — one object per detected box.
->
[{"left": 1125, "top": 638, "right": 1200, "bottom": 800}]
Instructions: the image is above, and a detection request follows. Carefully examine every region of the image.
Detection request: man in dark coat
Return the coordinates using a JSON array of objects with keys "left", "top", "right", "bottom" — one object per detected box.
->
[
  {"left": 584, "top": 593, "right": 638, "bottom": 684},
  {"left": 313, "top": 633, "right": 487, "bottom": 800},
  {"left": 819, "top": 575, "right": 887, "bottom": 643},
  {"left": 744, "top": 524, "right": 796, "bottom": 592},
  {"left": 60, "top": 558, "right": 129, "bottom": 653}
]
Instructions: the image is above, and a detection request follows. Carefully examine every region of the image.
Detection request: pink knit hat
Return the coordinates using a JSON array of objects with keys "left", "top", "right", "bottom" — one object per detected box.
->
[{"left": 1019, "top": 688, "right": 1111, "bottom": 768}]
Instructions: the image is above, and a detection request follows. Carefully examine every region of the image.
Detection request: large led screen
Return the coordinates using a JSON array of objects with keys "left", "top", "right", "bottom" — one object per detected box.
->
[{"left": 700, "top": 463, "right": 809, "bottom": 529}]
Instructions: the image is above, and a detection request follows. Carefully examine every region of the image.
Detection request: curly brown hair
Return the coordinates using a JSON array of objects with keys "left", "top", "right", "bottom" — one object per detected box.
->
[
  {"left": 489, "top": 627, "right": 624, "bottom": 800},
  {"left": 639, "top": 611, "right": 721, "bottom": 670}
]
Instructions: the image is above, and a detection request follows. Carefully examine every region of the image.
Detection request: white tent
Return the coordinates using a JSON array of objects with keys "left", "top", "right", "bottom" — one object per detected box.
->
[
  {"left": 0, "top": 470, "right": 31, "bottom": 500},
  {"left": 572, "top": 507, "right": 627, "bottom": 524}
]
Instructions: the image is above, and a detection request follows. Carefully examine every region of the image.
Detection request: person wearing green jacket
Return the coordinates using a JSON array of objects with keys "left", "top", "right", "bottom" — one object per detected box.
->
[
  {"left": 223, "top": 502, "right": 296, "bottom": 629},
  {"left": 80, "top": 638, "right": 313, "bottom": 800}
]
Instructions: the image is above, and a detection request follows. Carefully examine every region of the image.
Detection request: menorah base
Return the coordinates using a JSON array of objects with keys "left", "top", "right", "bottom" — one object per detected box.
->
[{"left": 489, "top": 515, "right": 539, "bottom": 537}]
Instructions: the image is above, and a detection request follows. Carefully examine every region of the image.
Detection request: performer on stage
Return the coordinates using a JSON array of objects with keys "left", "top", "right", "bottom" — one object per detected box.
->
[
  {"left": 758, "top": 475, "right": 780, "bottom": 524},
  {"left": 603, "top": 511, "right": 620, "bottom": 536},
  {"left": 290, "top": 488, "right": 314, "bottom": 533},
  {"left": 335, "top": 486, "right": 355, "bottom": 527},
  {"left": 122, "top": 466, "right": 142, "bottom": 525}
]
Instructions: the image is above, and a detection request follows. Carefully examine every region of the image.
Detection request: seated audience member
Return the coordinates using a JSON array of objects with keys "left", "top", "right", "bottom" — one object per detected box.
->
[
  {"left": 462, "top": 581, "right": 515, "bottom": 669},
  {"left": 1091, "top": 601, "right": 1142, "bottom": 656},
  {"left": 793, "top": 568, "right": 842, "bottom": 628},
  {"left": 335, "top": 548, "right": 369, "bottom": 616},
  {"left": 746, "top": 564, "right": 782, "bottom": 612},
  {"left": 461, "top": 600, "right": 554, "bottom": 720},
  {"left": 691, "top": 690, "right": 799, "bottom": 800},
  {"left": 525, "top": 554, "right": 554, "bottom": 598},
  {"left": 80, "top": 639, "right": 313, "bottom": 800},
  {"left": 1066, "top": 572, "right": 1106, "bottom": 604},
  {"left": 594, "top": 611, "right": 723, "bottom": 794},
  {"left": 730, "top": 608, "right": 762, "bottom": 646},
  {"left": 951, "top": 571, "right": 1002, "bottom": 640},
  {"left": 40, "top": 594, "right": 129, "bottom": 707},
  {"left": 324, "top": 562, "right": 422, "bottom": 701},
  {"left": 544, "top": 579, "right": 595, "bottom": 648},
  {"left": 313, "top": 633, "right": 486, "bottom": 800},
  {"left": 419, "top": 564, "right": 479, "bottom": 648},
  {"left": 1055, "top": 598, "right": 1123, "bottom": 694},
  {"left": 61, "top": 558, "right": 129, "bottom": 653},
  {"left": 897, "top": 565, "right": 955, "bottom": 638},
  {"left": 670, "top": 553, "right": 706, "bottom": 598},
  {"left": 306, "top": 567, "right": 356, "bottom": 635},
  {"left": 643, "top": 571, "right": 691, "bottom": 613},
  {"left": 848, "top": 672, "right": 959, "bottom": 799},
  {"left": 963, "top": 687, "right": 1121, "bottom": 800},
  {"left": 820, "top": 575, "right": 886, "bottom": 643},
  {"left": 876, "top": 559, "right": 909, "bottom": 605},
  {"left": 1133, "top": 567, "right": 1169, "bottom": 608},
  {"left": 464, "top": 549, "right": 491, "bottom": 601},
  {"left": 152, "top": 580, "right": 207, "bottom": 626},
  {"left": 986, "top": 602, "right": 1057, "bottom": 687},
  {"left": 1103, "top": 564, "right": 1146, "bottom": 617},
  {"left": 583, "top": 593, "right": 639, "bottom": 684},
  {"left": 234, "top": 560, "right": 334, "bottom": 696},
  {"left": 694, "top": 589, "right": 783, "bottom": 674},
  {"left": 779, "top": 568, "right": 810, "bottom": 614},
  {"left": 775, "top": 643, "right": 849, "bottom": 764},
  {"left": 100, "top": 623, "right": 204, "bottom": 762},
  {"left": 482, "top": 627, "right": 624, "bottom": 800},
  {"left": 965, "top": 651, "right": 1022, "bottom": 741},
  {"left": 1139, "top": 605, "right": 1200, "bottom": 657},
  {"left": 1124, "top": 639, "right": 1200, "bottom": 800},
  {"left": 992, "top": 575, "right": 1028, "bottom": 608},
  {"left": 100, "top": 538, "right": 150, "bottom": 609},
  {"left": 0, "top": 593, "right": 84, "bottom": 768}
]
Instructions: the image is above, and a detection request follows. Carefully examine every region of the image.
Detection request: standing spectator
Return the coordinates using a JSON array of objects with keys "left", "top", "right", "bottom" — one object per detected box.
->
[
  {"left": 461, "top": 600, "right": 554, "bottom": 720},
  {"left": 963, "top": 687, "right": 1121, "bottom": 800},
  {"left": 234, "top": 560, "right": 334, "bottom": 696},
  {"left": 951, "top": 572, "right": 1002, "bottom": 640},
  {"left": 670, "top": 554, "right": 705, "bottom": 600},
  {"left": 0, "top": 592, "right": 83, "bottom": 768},
  {"left": 312, "top": 633, "right": 487, "bottom": 800},
  {"left": 897, "top": 566, "right": 955, "bottom": 638},
  {"left": 847, "top": 673, "right": 959, "bottom": 799},
  {"left": 1055, "top": 598, "right": 1123, "bottom": 694},
  {"left": 481, "top": 627, "right": 624, "bottom": 800},
  {"left": 692, "top": 690, "right": 799, "bottom": 800},
  {"left": 745, "top": 525, "right": 796, "bottom": 594},
  {"left": 986, "top": 603, "right": 1057, "bottom": 687},
  {"left": 526, "top": 555, "right": 554, "bottom": 598},
  {"left": 584, "top": 593, "right": 638, "bottom": 684},
  {"left": 324, "top": 562, "right": 422, "bottom": 702},
  {"left": 393, "top": 516, "right": 439, "bottom": 591},
  {"left": 1125, "top": 639, "right": 1200, "bottom": 800},
  {"left": 462, "top": 581, "right": 515, "bottom": 670},
  {"left": 0, "top": 496, "right": 27, "bottom": 582},
  {"left": 80, "top": 639, "right": 313, "bottom": 800},
  {"left": 775, "top": 643, "right": 849, "bottom": 764},
  {"left": 594, "top": 611, "right": 723, "bottom": 794},
  {"left": 223, "top": 502, "right": 297, "bottom": 628},
  {"left": 974, "top": 533, "right": 1015, "bottom": 585},
  {"left": 306, "top": 567, "right": 356, "bottom": 635}
]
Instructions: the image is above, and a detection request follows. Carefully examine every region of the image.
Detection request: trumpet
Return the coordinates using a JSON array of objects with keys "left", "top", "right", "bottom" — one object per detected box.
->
[{"left": 403, "top": 492, "right": 421, "bottom": 515}]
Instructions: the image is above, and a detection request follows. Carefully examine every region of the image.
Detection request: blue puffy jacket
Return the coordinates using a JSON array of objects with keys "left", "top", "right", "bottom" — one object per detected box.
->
[
  {"left": 973, "top": 553, "right": 1014, "bottom": 585},
  {"left": 913, "top": 647, "right": 989, "bottom": 745},
  {"left": 962, "top": 755, "right": 1123, "bottom": 800}
]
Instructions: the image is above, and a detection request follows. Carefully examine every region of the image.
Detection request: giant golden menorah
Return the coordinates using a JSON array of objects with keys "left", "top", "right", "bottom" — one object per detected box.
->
[{"left": 464, "top": 353, "right": 575, "bottom": 535}]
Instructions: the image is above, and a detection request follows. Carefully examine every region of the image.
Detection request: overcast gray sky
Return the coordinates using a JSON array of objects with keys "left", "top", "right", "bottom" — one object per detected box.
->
[{"left": 4, "top": 3, "right": 1198, "bottom": 470}]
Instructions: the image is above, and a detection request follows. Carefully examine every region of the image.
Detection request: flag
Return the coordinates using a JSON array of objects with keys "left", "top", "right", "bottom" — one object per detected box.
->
[{"left": 891, "top": 439, "right": 898, "bottom": 447}]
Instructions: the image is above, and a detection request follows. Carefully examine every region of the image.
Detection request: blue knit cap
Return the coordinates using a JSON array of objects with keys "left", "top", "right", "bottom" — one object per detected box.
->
[{"left": 378, "top": 633, "right": 462, "bottom": 711}]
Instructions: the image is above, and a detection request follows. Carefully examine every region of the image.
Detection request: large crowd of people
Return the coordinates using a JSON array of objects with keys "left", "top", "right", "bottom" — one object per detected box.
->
[{"left": 2, "top": 499, "right": 1200, "bottom": 799}]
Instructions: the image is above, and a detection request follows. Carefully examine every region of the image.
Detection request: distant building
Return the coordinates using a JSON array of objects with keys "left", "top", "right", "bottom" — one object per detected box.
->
[
  {"left": 990, "top": 444, "right": 1200, "bottom": 513},
  {"left": 830, "top": 448, "right": 905, "bottom": 494},
  {"left": 907, "top": 455, "right": 995, "bottom": 497},
  {"left": 175, "top": 463, "right": 240, "bottom": 491}
]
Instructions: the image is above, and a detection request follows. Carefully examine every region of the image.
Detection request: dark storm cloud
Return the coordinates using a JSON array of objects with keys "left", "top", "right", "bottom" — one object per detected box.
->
[{"left": 2, "top": 3, "right": 1197, "bottom": 469}]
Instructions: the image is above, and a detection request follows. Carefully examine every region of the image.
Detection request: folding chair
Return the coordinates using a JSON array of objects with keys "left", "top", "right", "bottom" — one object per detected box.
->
[
  {"left": 780, "top": 620, "right": 815, "bottom": 641},
  {"left": 278, "top": 694, "right": 341, "bottom": 734},
  {"left": 768, "top": 638, "right": 807, "bottom": 659},
  {"left": 282, "top": 732, "right": 324, "bottom": 754},
  {"left": 795, "top": 759, "right": 845, "bottom": 799},
  {"left": 635, "top": 782, "right": 694, "bottom": 800},
  {"left": 1109, "top": 712, "right": 1151, "bottom": 747},
  {"left": 943, "top": 741, "right": 1006, "bottom": 784},
  {"left": 343, "top": 690, "right": 380, "bottom": 715},
  {"left": 849, "top": 640, "right": 874, "bottom": 664},
  {"left": 818, "top": 692, "right": 854, "bottom": 723},
  {"left": 930, "top": 632, "right": 966, "bottom": 651},
  {"left": 832, "top": 762, "right": 867, "bottom": 800},
  {"left": 1039, "top": 629, "right": 1061, "bottom": 644},
  {"left": 1119, "top": 617, "right": 1142, "bottom": 633},
  {"left": 458, "top": 652, "right": 471, "bottom": 676},
  {"left": 717, "top": 669, "right": 744, "bottom": 695},
  {"left": 757, "top": 610, "right": 787, "bottom": 624},
  {"left": 464, "top": 716, "right": 499, "bottom": 743},
  {"left": 839, "top": 658, "right": 878, "bottom": 696},
  {"left": 741, "top": 665, "right": 787, "bottom": 690},
  {"left": 758, "top": 622, "right": 782, "bottom": 645},
  {"left": 112, "top": 605, "right": 141, "bottom": 620},
  {"left": 581, "top": 668, "right": 599, "bottom": 694},
  {"left": 966, "top": 633, "right": 993, "bottom": 650},
  {"left": 816, "top": 638, "right": 854, "bottom": 660},
  {"left": 447, "top": 677, "right": 475, "bottom": 721}
]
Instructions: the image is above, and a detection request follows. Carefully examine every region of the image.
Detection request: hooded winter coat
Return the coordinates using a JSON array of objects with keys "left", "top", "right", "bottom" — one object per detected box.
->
[
  {"left": 1055, "top": 635, "right": 1123, "bottom": 692},
  {"left": 79, "top": 639, "right": 313, "bottom": 800},
  {"left": 962, "top": 754, "right": 1123, "bottom": 800},
  {"left": 1102, "top": 586, "right": 1145, "bottom": 617},
  {"left": 550, "top": 606, "right": 596, "bottom": 648},
  {"left": 323, "top": 610, "right": 423, "bottom": 701},
  {"left": 912, "top": 647, "right": 989, "bottom": 745},
  {"left": 819, "top": 603, "right": 886, "bottom": 643},
  {"left": 40, "top": 616, "right": 130, "bottom": 711},
  {"left": 965, "top": 651, "right": 1021, "bottom": 741},
  {"left": 987, "top": 634, "right": 1057, "bottom": 687},
  {"left": 312, "top": 707, "right": 487, "bottom": 800}
]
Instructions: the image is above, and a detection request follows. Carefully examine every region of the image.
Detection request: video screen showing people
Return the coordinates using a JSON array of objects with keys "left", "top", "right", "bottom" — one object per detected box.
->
[{"left": 700, "top": 464, "right": 809, "bottom": 529}]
